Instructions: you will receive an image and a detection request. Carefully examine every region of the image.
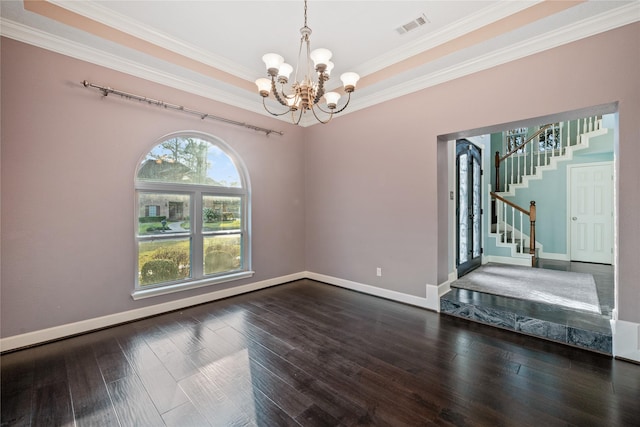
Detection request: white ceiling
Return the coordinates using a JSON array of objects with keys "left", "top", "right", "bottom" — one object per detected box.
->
[{"left": 2, "top": 1, "right": 639, "bottom": 126}]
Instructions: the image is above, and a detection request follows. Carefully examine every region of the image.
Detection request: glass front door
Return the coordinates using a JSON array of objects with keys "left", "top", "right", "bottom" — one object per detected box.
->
[{"left": 456, "top": 139, "right": 482, "bottom": 277}]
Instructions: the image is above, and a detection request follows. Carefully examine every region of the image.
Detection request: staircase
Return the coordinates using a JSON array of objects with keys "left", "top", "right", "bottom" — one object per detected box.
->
[{"left": 488, "top": 116, "right": 607, "bottom": 266}]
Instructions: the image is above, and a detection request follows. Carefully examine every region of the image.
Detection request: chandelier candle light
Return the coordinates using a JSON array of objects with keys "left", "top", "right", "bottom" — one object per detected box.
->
[{"left": 255, "top": 0, "right": 360, "bottom": 124}]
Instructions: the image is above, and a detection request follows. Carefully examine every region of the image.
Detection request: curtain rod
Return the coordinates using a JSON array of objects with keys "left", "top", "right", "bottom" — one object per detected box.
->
[{"left": 81, "top": 80, "right": 284, "bottom": 136}]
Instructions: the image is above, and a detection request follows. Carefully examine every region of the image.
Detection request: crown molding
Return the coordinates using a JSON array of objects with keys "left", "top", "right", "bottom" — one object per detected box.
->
[
  {"left": 344, "top": 2, "right": 640, "bottom": 118},
  {"left": 0, "top": 18, "right": 265, "bottom": 117},
  {"left": 47, "top": 0, "right": 256, "bottom": 81},
  {"left": 355, "top": 0, "right": 540, "bottom": 76},
  {"left": 50, "top": 0, "right": 538, "bottom": 84},
  {"left": 2, "top": 2, "right": 638, "bottom": 128}
]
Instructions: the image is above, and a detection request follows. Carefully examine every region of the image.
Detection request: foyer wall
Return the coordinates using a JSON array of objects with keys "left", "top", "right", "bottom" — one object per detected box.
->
[{"left": 304, "top": 22, "right": 640, "bottom": 324}]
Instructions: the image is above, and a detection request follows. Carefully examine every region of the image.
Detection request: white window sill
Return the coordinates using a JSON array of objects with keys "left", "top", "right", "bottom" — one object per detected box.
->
[{"left": 131, "top": 270, "right": 255, "bottom": 300}]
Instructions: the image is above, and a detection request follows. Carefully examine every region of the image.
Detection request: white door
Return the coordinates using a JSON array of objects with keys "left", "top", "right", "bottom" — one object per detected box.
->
[{"left": 569, "top": 163, "right": 613, "bottom": 264}]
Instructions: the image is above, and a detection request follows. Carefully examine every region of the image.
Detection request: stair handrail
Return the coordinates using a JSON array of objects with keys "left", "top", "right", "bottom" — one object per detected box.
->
[
  {"left": 499, "top": 124, "right": 553, "bottom": 163},
  {"left": 490, "top": 192, "right": 536, "bottom": 266},
  {"left": 494, "top": 124, "right": 553, "bottom": 192}
]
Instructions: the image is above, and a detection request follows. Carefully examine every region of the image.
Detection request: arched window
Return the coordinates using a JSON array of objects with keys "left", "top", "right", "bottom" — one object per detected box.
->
[{"left": 133, "top": 132, "right": 252, "bottom": 299}]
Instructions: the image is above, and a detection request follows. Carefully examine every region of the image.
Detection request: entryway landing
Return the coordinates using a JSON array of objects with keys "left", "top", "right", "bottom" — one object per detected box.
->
[{"left": 440, "top": 260, "right": 613, "bottom": 354}]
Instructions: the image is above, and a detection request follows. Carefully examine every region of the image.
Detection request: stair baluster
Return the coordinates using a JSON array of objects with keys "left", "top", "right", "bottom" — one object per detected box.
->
[
  {"left": 491, "top": 192, "right": 537, "bottom": 267},
  {"left": 519, "top": 211, "right": 524, "bottom": 254}
]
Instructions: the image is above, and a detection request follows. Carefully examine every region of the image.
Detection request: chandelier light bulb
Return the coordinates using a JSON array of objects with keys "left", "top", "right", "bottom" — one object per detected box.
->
[
  {"left": 324, "top": 92, "right": 341, "bottom": 109},
  {"left": 262, "top": 53, "right": 284, "bottom": 76},
  {"left": 310, "top": 48, "right": 332, "bottom": 71},
  {"left": 255, "top": 78, "right": 272, "bottom": 97},
  {"left": 277, "top": 63, "right": 293, "bottom": 83},
  {"left": 340, "top": 72, "right": 360, "bottom": 92},
  {"left": 324, "top": 61, "right": 335, "bottom": 76}
]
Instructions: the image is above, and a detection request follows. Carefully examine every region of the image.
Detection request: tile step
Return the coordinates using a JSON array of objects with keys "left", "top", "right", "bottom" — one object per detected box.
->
[{"left": 440, "top": 288, "right": 612, "bottom": 354}]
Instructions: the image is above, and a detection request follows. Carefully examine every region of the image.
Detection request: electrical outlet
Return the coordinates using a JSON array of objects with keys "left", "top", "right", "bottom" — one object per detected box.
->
[{"left": 376, "top": 267, "right": 382, "bottom": 277}]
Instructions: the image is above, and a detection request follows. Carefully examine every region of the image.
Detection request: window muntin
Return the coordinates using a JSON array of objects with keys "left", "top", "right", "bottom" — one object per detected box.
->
[
  {"left": 505, "top": 127, "right": 528, "bottom": 153},
  {"left": 134, "top": 134, "right": 250, "bottom": 296}
]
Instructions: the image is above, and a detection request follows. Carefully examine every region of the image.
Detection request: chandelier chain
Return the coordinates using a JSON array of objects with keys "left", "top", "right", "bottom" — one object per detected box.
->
[{"left": 304, "top": 0, "right": 308, "bottom": 28}]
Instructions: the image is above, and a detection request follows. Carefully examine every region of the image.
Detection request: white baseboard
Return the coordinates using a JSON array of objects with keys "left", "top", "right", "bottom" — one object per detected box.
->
[
  {"left": 611, "top": 319, "right": 640, "bottom": 363},
  {"left": 0, "top": 272, "right": 305, "bottom": 352},
  {"left": 484, "top": 255, "right": 532, "bottom": 266},
  {"left": 448, "top": 270, "right": 458, "bottom": 283},
  {"left": 305, "top": 271, "right": 441, "bottom": 312},
  {"left": 6, "top": 270, "right": 630, "bottom": 360},
  {"left": 538, "top": 252, "right": 570, "bottom": 261}
]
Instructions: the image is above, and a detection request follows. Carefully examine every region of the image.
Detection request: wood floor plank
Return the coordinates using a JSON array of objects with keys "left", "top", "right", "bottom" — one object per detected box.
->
[
  {"left": 65, "top": 345, "right": 121, "bottom": 426},
  {"left": 294, "top": 403, "right": 341, "bottom": 427},
  {"left": 116, "top": 329, "right": 189, "bottom": 414},
  {"left": 251, "top": 387, "right": 301, "bottom": 427},
  {"left": 31, "top": 381, "right": 74, "bottom": 426},
  {"left": 178, "top": 371, "right": 255, "bottom": 426},
  {"left": 212, "top": 332, "right": 376, "bottom": 425},
  {"left": 161, "top": 401, "right": 210, "bottom": 427},
  {"left": 106, "top": 375, "right": 165, "bottom": 426},
  {"left": 142, "top": 325, "right": 200, "bottom": 381},
  {"left": 222, "top": 310, "right": 296, "bottom": 357},
  {"left": 0, "top": 352, "right": 34, "bottom": 427},
  {"left": 247, "top": 357, "right": 314, "bottom": 419}
]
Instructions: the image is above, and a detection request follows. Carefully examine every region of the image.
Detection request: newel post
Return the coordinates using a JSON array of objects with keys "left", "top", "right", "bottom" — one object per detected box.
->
[{"left": 529, "top": 201, "right": 536, "bottom": 267}]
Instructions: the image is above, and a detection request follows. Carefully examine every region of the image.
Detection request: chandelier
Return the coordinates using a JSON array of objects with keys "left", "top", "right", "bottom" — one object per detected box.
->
[{"left": 255, "top": 0, "right": 360, "bottom": 125}]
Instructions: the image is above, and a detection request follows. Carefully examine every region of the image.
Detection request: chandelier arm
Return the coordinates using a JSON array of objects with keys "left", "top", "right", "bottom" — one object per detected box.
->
[
  {"left": 310, "top": 104, "right": 333, "bottom": 124},
  {"left": 331, "top": 92, "right": 353, "bottom": 114},
  {"left": 293, "top": 107, "right": 305, "bottom": 125},
  {"left": 315, "top": 103, "right": 333, "bottom": 114},
  {"left": 314, "top": 91, "right": 353, "bottom": 115},
  {"left": 312, "top": 74, "right": 326, "bottom": 105},
  {"left": 270, "top": 77, "right": 290, "bottom": 107},
  {"left": 262, "top": 97, "right": 293, "bottom": 117}
]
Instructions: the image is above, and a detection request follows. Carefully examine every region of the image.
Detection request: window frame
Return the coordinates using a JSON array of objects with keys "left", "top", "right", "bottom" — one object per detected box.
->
[
  {"left": 504, "top": 124, "right": 564, "bottom": 156},
  {"left": 132, "top": 132, "right": 252, "bottom": 300}
]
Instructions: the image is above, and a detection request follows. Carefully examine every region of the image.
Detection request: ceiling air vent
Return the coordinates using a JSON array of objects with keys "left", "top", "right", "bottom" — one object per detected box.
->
[{"left": 395, "top": 14, "right": 430, "bottom": 35}]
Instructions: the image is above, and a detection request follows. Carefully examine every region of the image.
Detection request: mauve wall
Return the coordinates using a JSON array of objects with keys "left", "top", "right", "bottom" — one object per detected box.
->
[
  {"left": 1, "top": 38, "right": 306, "bottom": 337},
  {"left": 305, "top": 23, "right": 640, "bottom": 324}
]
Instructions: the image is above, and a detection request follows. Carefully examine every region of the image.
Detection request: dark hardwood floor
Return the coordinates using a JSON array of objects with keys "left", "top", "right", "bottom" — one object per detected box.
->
[{"left": 2, "top": 279, "right": 639, "bottom": 426}]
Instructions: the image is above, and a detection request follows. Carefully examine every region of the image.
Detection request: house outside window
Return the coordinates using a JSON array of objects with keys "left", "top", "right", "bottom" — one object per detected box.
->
[{"left": 133, "top": 132, "right": 252, "bottom": 299}]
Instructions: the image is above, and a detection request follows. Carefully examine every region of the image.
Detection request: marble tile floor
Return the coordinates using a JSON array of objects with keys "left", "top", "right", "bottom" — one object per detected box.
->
[{"left": 440, "top": 261, "right": 614, "bottom": 354}]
